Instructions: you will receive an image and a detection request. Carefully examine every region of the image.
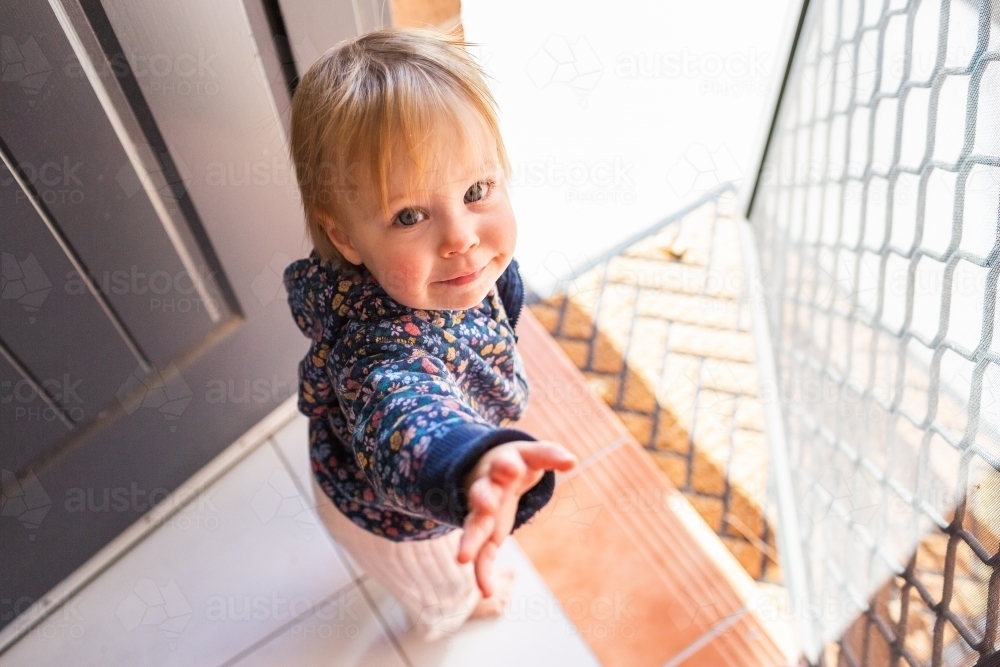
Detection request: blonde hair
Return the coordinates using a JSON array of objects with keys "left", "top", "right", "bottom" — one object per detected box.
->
[{"left": 290, "top": 27, "right": 511, "bottom": 264}]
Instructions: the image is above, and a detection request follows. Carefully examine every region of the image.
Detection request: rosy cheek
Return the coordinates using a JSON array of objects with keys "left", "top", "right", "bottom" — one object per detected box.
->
[
  {"left": 379, "top": 266, "right": 411, "bottom": 296},
  {"left": 383, "top": 258, "right": 426, "bottom": 297},
  {"left": 489, "top": 210, "right": 515, "bottom": 240}
]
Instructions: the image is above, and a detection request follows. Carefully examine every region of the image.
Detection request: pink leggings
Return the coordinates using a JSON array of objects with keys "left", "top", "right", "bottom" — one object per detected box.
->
[{"left": 311, "top": 477, "right": 480, "bottom": 640}]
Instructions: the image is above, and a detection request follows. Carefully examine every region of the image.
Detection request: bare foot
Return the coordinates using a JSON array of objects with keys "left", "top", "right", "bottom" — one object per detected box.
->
[{"left": 469, "top": 567, "right": 515, "bottom": 619}]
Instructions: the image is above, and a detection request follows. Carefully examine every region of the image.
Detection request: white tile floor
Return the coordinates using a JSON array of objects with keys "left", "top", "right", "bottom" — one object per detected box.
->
[{"left": 0, "top": 413, "right": 600, "bottom": 667}]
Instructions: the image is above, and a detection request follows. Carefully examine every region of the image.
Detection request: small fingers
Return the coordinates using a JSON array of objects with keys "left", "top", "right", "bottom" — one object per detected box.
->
[
  {"left": 457, "top": 473, "right": 506, "bottom": 564},
  {"left": 468, "top": 475, "right": 500, "bottom": 514},
  {"left": 517, "top": 441, "right": 578, "bottom": 472},
  {"left": 474, "top": 540, "right": 499, "bottom": 598},
  {"left": 488, "top": 451, "right": 525, "bottom": 487},
  {"left": 457, "top": 512, "right": 494, "bottom": 564}
]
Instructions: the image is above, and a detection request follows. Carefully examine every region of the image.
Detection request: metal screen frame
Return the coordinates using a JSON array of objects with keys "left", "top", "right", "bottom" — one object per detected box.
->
[{"left": 745, "top": 0, "right": 1000, "bottom": 664}]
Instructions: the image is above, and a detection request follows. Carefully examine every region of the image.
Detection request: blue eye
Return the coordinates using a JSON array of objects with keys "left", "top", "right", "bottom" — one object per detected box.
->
[
  {"left": 464, "top": 180, "right": 493, "bottom": 203},
  {"left": 394, "top": 208, "right": 426, "bottom": 227}
]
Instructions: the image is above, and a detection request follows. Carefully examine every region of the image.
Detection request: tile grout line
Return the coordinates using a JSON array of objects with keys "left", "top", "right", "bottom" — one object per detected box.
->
[
  {"left": 590, "top": 440, "right": 786, "bottom": 665},
  {"left": 554, "top": 433, "right": 630, "bottom": 486},
  {"left": 518, "top": 308, "right": 789, "bottom": 664},
  {"left": 268, "top": 432, "right": 412, "bottom": 667},
  {"left": 214, "top": 578, "right": 367, "bottom": 667},
  {"left": 582, "top": 260, "right": 613, "bottom": 372},
  {"left": 527, "top": 313, "right": 768, "bottom": 623},
  {"left": 660, "top": 606, "right": 748, "bottom": 667},
  {"left": 268, "top": 437, "right": 311, "bottom": 503},
  {"left": 355, "top": 578, "right": 416, "bottom": 667},
  {"left": 587, "top": 448, "right": 749, "bottom": 621},
  {"left": 268, "top": 439, "right": 366, "bottom": 583},
  {"left": 0, "top": 397, "right": 301, "bottom": 657}
]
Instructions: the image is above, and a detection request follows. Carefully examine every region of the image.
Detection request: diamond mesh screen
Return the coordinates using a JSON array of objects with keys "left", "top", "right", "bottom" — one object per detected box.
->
[{"left": 748, "top": 0, "right": 1000, "bottom": 663}]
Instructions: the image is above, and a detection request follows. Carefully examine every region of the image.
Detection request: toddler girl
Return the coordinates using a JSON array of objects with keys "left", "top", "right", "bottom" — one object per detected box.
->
[{"left": 282, "top": 27, "right": 577, "bottom": 640}]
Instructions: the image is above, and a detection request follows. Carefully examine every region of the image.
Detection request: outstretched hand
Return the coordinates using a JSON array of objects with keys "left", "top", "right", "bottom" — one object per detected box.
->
[{"left": 457, "top": 440, "right": 577, "bottom": 598}]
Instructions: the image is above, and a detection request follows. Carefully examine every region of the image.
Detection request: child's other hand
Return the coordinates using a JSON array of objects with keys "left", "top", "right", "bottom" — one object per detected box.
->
[{"left": 456, "top": 440, "right": 577, "bottom": 598}]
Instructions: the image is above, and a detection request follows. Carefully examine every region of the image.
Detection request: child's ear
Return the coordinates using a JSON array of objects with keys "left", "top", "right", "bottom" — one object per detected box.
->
[{"left": 317, "top": 212, "right": 363, "bottom": 266}]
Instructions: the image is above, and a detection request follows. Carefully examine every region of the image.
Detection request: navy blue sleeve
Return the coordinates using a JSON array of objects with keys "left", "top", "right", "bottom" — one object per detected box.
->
[
  {"left": 495, "top": 257, "right": 526, "bottom": 337},
  {"left": 422, "top": 423, "right": 556, "bottom": 531}
]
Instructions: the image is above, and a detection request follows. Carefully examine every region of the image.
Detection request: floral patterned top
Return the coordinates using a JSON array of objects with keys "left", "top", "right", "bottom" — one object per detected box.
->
[{"left": 283, "top": 253, "right": 553, "bottom": 541}]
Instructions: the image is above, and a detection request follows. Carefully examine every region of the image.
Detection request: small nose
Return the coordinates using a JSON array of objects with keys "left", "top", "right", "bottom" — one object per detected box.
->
[{"left": 439, "top": 210, "right": 479, "bottom": 257}]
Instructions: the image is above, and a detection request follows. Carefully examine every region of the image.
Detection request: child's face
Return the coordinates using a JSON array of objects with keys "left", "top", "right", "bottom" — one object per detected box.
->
[{"left": 323, "top": 127, "right": 517, "bottom": 311}]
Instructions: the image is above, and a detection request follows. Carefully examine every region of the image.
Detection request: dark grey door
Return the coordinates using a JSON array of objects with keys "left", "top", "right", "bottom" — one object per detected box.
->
[{"left": 1, "top": 0, "right": 312, "bottom": 634}]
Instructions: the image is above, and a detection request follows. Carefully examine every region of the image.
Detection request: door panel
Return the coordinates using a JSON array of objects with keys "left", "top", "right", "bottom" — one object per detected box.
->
[
  {"left": 0, "top": 1, "right": 228, "bottom": 368},
  {"left": 0, "top": 355, "right": 70, "bottom": 476},
  {"left": 0, "top": 158, "right": 138, "bottom": 468},
  {"left": 0, "top": 0, "right": 354, "bottom": 638},
  {"left": 99, "top": 0, "right": 305, "bottom": 321}
]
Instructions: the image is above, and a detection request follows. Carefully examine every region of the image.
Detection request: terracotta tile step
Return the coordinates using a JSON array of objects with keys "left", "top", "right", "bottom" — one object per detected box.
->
[
  {"left": 512, "top": 310, "right": 796, "bottom": 667},
  {"left": 525, "top": 201, "right": 780, "bottom": 588},
  {"left": 530, "top": 296, "right": 781, "bottom": 586}
]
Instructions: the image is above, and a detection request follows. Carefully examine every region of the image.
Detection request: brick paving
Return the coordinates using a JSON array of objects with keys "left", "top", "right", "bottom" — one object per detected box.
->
[{"left": 527, "top": 191, "right": 782, "bottom": 584}]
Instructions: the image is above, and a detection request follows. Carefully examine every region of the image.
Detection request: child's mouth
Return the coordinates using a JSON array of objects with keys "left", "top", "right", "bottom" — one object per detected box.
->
[{"left": 439, "top": 265, "right": 486, "bottom": 286}]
